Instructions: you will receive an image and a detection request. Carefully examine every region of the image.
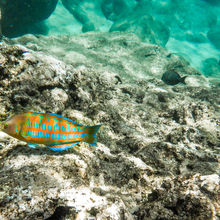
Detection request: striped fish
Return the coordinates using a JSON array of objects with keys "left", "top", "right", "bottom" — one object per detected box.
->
[{"left": 1, "top": 112, "right": 101, "bottom": 151}]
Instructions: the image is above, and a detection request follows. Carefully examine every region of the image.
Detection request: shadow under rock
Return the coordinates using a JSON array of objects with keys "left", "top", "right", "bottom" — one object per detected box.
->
[{"left": 45, "top": 206, "right": 77, "bottom": 220}]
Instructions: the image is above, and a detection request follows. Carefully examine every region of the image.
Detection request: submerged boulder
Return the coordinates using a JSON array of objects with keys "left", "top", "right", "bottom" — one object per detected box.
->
[
  {"left": 110, "top": 15, "right": 170, "bottom": 47},
  {"left": 204, "top": 0, "right": 220, "bottom": 5},
  {"left": 202, "top": 58, "right": 220, "bottom": 77},
  {"left": 207, "top": 26, "right": 220, "bottom": 50},
  {"left": 1, "top": 0, "right": 58, "bottom": 37}
]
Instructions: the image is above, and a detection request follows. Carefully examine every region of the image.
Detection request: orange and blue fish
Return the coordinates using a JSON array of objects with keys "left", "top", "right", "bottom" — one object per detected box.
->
[{"left": 1, "top": 112, "right": 101, "bottom": 151}]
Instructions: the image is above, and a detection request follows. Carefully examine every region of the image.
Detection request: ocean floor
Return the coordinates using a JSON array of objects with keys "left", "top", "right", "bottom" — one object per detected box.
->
[{"left": 0, "top": 32, "right": 219, "bottom": 219}]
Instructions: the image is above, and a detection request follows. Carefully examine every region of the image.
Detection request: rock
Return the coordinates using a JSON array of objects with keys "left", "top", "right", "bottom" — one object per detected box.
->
[
  {"left": 151, "top": 0, "right": 174, "bottom": 14},
  {"left": 204, "top": 0, "right": 220, "bottom": 5},
  {"left": 45, "top": 206, "right": 76, "bottom": 220},
  {"left": 101, "top": 0, "right": 134, "bottom": 21},
  {"left": 110, "top": 14, "right": 170, "bottom": 47},
  {"left": 186, "top": 31, "right": 208, "bottom": 43},
  {"left": 61, "top": 0, "right": 95, "bottom": 33},
  {"left": 49, "top": 88, "right": 69, "bottom": 112},
  {"left": 207, "top": 26, "right": 220, "bottom": 50},
  {"left": 1, "top": 0, "right": 58, "bottom": 37},
  {"left": 176, "top": 1, "right": 217, "bottom": 31},
  {"left": 0, "top": 32, "right": 219, "bottom": 219},
  {"left": 202, "top": 58, "right": 220, "bottom": 77},
  {"left": 136, "top": 174, "right": 220, "bottom": 220}
]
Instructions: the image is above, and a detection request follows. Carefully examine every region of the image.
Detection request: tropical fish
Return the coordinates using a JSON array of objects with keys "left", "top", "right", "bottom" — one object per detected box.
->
[
  {"left": 1, "top": 112, "right": 101, "bottom": 151},
  {"left": 162, "top": 70, "right": 187, "bottom": 85}
]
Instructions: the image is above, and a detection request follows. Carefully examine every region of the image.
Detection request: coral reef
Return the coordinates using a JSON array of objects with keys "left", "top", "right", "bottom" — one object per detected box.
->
[{"left": 0, "top": 32, "right": 219, "bottom": 219}]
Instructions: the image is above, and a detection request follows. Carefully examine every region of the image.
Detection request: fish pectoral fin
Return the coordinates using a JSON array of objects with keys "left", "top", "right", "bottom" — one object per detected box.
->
[
  {"left": 47, "top": 142, "right": 80, "bottom": 151},
  {"left": 28, "top": 143, "right": 39, "bottom": 149}
]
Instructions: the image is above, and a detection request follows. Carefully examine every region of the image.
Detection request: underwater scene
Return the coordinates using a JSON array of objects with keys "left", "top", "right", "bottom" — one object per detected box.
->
[{"left": 0, "top": 0, "right": 219, "bottom": 219}]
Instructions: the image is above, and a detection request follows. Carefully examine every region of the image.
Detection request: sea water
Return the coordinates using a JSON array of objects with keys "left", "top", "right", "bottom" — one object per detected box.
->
[
  {"left": 1, "top": 0, "right": 220, "bottom": 77},
  {"left": 47, "top": 0, "right": 220, "bottom": 77}
]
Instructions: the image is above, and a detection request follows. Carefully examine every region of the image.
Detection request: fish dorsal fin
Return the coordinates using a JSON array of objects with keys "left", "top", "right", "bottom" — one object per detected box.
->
[
  {"left": 180, "top": 75, "right": 187, "bottom": 84},
  {"left": 46, "top": 113, "right": 83, "bottom": 126},
  {"left": 27, "top": 112, "right": 83, "bottom": 126}
]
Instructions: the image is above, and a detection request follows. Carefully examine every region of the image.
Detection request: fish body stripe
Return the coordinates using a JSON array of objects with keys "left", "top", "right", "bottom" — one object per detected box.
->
[
  {"left": 27, "top": 121, "right": 80, "bottom": 133},
  {"left": 26, "top": 130, "right": 89, "bottom": 139},
  {"left": 3, "top": 112, "right": 101, "bottom": 151},
  {"left": 17, "top": 112, "right": 96, "bottom": 145},
  {"left": 26, "top": 131, "right": 84, "bottom": 139}
]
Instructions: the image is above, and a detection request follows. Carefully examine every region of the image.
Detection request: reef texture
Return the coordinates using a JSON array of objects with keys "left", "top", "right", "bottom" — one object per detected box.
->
[{"left": 0, "top": 32, "right": 219, "bottom": 219}]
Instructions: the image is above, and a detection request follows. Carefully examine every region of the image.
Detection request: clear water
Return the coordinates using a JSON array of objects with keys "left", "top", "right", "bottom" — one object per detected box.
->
[{"left": 1, "top": 0, "right": 220, "bottom": 76}]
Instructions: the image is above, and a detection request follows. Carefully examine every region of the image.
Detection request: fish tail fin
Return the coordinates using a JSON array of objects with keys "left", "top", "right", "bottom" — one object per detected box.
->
[
  {"left": 181, "top": 76, "right": 187, "bottom": 84},
  {"left": 83, "top": 125, "right": 101, "bottom": 147}
]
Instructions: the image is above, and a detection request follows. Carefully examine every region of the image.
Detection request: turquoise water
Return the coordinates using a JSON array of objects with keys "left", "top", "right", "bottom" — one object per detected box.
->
[{"left": 1, "top": 0, "right": 220, "bottom": 76}]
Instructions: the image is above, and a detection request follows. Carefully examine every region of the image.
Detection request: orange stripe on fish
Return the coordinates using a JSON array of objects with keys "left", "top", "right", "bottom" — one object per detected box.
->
[{"left": 2, "top": 112, "right": 101, "bottom": 151}]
